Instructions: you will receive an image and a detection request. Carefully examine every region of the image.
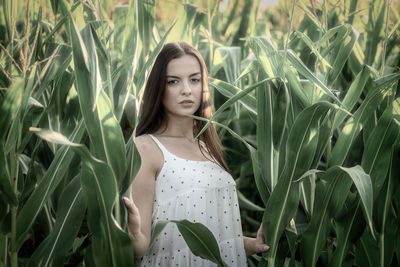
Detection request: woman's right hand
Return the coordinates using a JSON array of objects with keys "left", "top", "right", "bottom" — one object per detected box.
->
[{"left": 123, "top": 197, "right": 142, "bottom": 239}]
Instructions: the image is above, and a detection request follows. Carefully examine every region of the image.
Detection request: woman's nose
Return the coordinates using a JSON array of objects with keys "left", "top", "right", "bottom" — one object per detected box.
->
[{"left": 181, "top": 80, "right": 192, "bottom": 95}]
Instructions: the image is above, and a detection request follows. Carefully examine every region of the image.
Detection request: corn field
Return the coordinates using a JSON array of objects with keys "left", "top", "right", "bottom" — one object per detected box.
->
[{"left": 0, "top": 0, "right": 399, "bottom": 266}]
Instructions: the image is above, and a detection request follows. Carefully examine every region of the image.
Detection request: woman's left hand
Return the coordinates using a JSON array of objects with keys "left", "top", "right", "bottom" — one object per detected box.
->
[
  {"left": 254, "top": 224, "right": 270, "bottom": 253},
  {"left": 243, "top": 224, "right": 270, "bottom": 256}
]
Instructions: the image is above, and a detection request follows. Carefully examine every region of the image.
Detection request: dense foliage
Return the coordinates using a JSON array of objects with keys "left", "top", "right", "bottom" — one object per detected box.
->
[{"left": 0, "top": 0, "right": 399, "bottom": 266}]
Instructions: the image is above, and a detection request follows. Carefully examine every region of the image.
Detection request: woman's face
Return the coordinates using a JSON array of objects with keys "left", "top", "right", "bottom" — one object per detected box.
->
[{"left": 163, "top": 54, "right": 202, "bottom": 119}]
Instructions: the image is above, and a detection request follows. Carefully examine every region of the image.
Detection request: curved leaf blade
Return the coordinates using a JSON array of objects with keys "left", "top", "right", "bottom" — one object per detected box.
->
[
  {"left": 16, "top": 121, "right": 85, "bottom": 250},
  {"left": 28, "top": 175, "right": 86, "bottom": 267},
  {"left": 172, "top": 220, "right": 228, "bottom": 267},
  {"left": 264, "top": 102, "right": 332, "bottom": 266},
  {"left": 30, "top": 128, "right": 134, "bottom": 267}
]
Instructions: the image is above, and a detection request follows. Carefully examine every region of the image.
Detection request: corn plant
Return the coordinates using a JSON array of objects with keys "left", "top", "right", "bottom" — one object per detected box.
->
[
  {"left": 1, "top": 0, "right": 399, "bottom": 267},
  {"left": 205, "top": 0, "right": 400, "bottom": 266}
]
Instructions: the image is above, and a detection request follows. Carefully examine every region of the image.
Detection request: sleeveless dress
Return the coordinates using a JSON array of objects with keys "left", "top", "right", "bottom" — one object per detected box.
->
[{"left": 140, "top": 134, "right": 247, "bottom": 267}]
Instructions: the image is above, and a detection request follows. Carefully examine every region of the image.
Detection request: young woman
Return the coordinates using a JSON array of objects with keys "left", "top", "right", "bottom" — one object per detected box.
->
[{"left": 123, "top": 42, "right": 269, "bottom": 266}]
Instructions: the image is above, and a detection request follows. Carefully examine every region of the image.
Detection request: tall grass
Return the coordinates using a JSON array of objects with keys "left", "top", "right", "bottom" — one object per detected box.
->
[{"left": 0, "top": 0, "right": 399, "bottom": 266}]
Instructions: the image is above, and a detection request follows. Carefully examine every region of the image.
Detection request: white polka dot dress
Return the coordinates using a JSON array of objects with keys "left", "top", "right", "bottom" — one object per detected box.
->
[{"left": 140, "top": 134, "right": 247, "bottom": 267}]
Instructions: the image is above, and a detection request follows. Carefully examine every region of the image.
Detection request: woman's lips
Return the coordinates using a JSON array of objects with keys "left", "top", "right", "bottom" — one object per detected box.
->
[{"left": 179, "top": 100, "right": 194, "bottom": 104}]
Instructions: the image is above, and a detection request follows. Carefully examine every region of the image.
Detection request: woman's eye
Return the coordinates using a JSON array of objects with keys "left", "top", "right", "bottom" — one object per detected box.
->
[
  {"left": 191, "top": 78, "right": 200, "bottom": 83},
  {"left": 167, "top": 80, "right": 178, "bottom": 84}
]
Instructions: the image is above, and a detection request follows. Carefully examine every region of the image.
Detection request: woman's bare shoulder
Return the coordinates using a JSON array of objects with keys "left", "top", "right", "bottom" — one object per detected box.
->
[
  {"left": 134, "top": 135, "right": 163, "bottom": 169},
  {"left": 134, "top": 135, "right": 156, "bottom": 157},
  {"left": 134, "top": 134, "right": 151, "bottom": 149}
]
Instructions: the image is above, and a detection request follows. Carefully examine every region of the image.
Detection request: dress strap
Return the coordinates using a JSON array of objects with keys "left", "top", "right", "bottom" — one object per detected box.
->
[{"left": 148, "top": 134, "right": 169, "bottom": 159}]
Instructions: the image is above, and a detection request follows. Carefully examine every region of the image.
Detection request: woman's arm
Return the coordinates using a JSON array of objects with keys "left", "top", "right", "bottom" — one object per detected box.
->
[
  {"left": 123, "top": 197, "right": 151, "bottom": 258},
  {"left": 123, "top": 135, "right": 159, "bottom": 259},
  {"left": 243, "top": 224, "right": 270, "bottom": 256}
]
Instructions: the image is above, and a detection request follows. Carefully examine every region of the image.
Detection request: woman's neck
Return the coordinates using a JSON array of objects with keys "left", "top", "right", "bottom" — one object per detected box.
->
[{"left": 155, "top": 116, "right": 196, "bottom": 141}]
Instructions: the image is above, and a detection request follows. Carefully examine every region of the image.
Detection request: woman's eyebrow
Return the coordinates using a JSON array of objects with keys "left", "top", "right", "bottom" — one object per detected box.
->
[
  {"left": 166, "top": 72, "right": 201, "bottom": 79},
  {"left": 189, "top": 72, "right": 201, "bottom": 77},
  {"left": 166, "top": 75, "right": 180, "bottom": 79}
]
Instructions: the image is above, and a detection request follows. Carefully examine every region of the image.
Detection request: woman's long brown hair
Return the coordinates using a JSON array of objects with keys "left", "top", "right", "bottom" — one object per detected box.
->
[{"left": 135, "top": 42, "right": 230, "bottom": 173}]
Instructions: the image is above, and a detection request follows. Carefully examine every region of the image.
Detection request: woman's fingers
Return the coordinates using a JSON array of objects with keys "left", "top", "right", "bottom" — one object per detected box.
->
[
  {"left": 257, "top": 224, "right": 265, "bottom": 242},
  {"left": 122, "top": 197, "right": 132, "bottom": 209},
  {"left": 123, "top": 197, "right": 142, "bottom": 237},
  {"left": 256, "top": 243, "right": 270, "bottom": 252},
  {"left": 256, "top": 224, "right": 269, "bottom": 252},
  {"left": 123, "top": 197, "right": 138, "bottom": 214}
]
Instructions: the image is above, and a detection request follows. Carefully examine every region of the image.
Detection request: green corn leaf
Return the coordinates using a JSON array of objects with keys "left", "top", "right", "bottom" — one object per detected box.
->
[
  {"left": 43, "top": 1, "right": 81, "bottom": 44},
  {"left": 365, "top": 0, "right": 387, "bottom": 65},
  {"left": 135, "top": 21, "right": 176, "bottom": 96},
  {"left": 272, "top": 81, "right": 290, "bottom": 150},
  {"left": 311, "top": 111, "right": 336, "bottom": 168},
  {"left": 28, "top": 175, "right": 86, "bottom": 267},
  {"left": 303, "top": 112, "right": 335, "bottom": 216},
  {"left": 218, "top": 47, "right": 241, "bottom": 85},
  {"left": 34, "top": 44, "right": 72, "bottom": 98},
  {"left": 0, "top": 77, "right": 23, "bottom": 142},
  {"left": 237, "top": 190, "right": 265, "bottom": 212},
  {"left": 121, "top": 135, "right": 141, "bottom": 197},
  {"left": 373, "top": 73, "right": 400, "bottom": 91},
  {"left": 150, "top": 219, "right": 228, "bottom": 267},
  {"left": 209, "top": 77, "right": 257, "bottom": 115},
  {"left": 329, "top": 199, "right": 365, "bottom": 267},
  {"left": 172, "top": 220, "right": 228, "bottom": 267},
  {"left": 293, "top": 169, "right": 323, "bottom": 183},
  {"left": 318, "top": 25, "right": 346, "bottom": 47},
  {"left": 5, "top": 65, "right": 37, "bottom": 154},
  {"left": 215, "top": 76, "right": 273, "bottom": 117},
  {"left": 80, "top": 167, "right": 132, "bottom": 267},
  {"left": 113, "top": 5, "right": 129, "bottom": 52},
  {"left": 30, "top": 127, "right": 134, "bottom": 267},
  {"left": 96, "top": 90, "right": 127, "bottom": 185},
  {"left": 339, "top": 166, "right": 373, "bottom": 232},
  {"left": 0, "top": 77, "right": 24, "bottom": 206},
  {"left": 249, "top": 37, "right": 281, "bottom": 79},
  {"left": 326, "top": 25, "right": 358, "bottom": 86},
  {"left": 294, "top": 31, "right": 332, "bottom": 69},
  {"left": 148, "top": 220, "right": 169, "bottom": 249},
  {"left": 137, "top": 0, "right": 155, "bottom": 52},
  {"left": 388, "top": 20, "right": 400, "bottom": 39},
  {"left": 301, "top": 165, "right": 371, "bottom": 267},
  {"left": 284, "top": 65, "right": 310, "bottom": 107},
  {"left": 330, "top": 79, "right": 394, "bottom": 166},
  {"left": 2, "top": 0, "right": 13, "bottom": 43},
  {"left": 251, "top": 146, "right": 270, "bottom": 205},
  {"left": 297, "top": 2, "right": 325, "bottom": 33},
  {"left": 88, "top": 22, "right": 112, "bottom": 96},
  {"left": 234, "top": 60, "right": 258, "bottom": 84},
  {"left": 284, "top": 50, "right": 342, "bottom": 105},
  {"left": 332, "top": 65, "right": 373, "bottom": 129},
  {"left": 322, "top": 25, "right": 348, "bottom": 59},
  {"left": 70, "top": 18, "right": 126, "bottom": 185},
  {"left": 374, "top": 152, "right": 399, "bottom": 266},
  {"left": 326, "top": 100, "right": 399, "bottom": 266},
  {"left": 218, "top": 46, "right": 242, "bottom": 118},
  {"left": 80, "top": 24, "right": 102, "bottom": 109},
  {"left": 361, "top": 98, "right": 400, "bottom": 200},
  {"left": 190, "top": 115, "right": 255, "bottom": 154},
  {"left": 257, "top": 76, "right": 274, "bottom": 194},
  {"left": 356, "top": 227, "right": 380, "bottom": 266},
  {"left": 16, "top": 121, "right": 85, "bottom": 250},
  {"left": 335, "top": 150, "right": 397, "bottom": 267},
  {"left": 168, "top": 4, "right": 198, "bottom": 43},
  {"left": 264, "top": 102, "right": 333, "bottom": 266},
  {"left": 348, "top": 41, "right": 365, "bottom": 76},
  {"left": 196, "top": 77, "right": 277, "bottom": 139},
  {"left": 301, "top": 168, "right": 352, "bottom": 267},
  {"left": 120, "top": 0, "right": 138, "bottom": 70}
]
